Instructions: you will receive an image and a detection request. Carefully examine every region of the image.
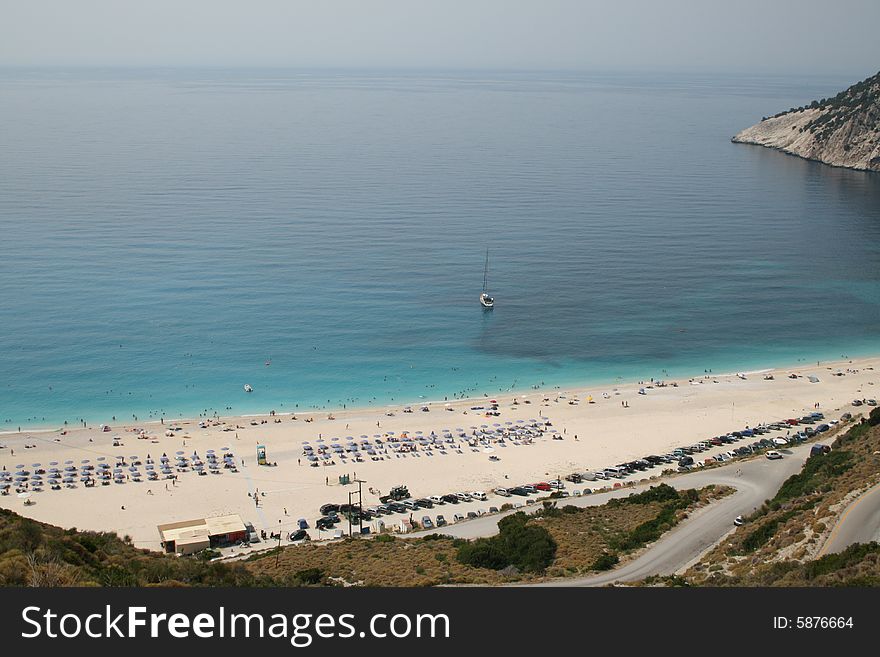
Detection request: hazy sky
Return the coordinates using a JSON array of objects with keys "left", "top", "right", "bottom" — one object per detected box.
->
[{"left": 2, "top": 0, "right": 879, "bottom": 75}]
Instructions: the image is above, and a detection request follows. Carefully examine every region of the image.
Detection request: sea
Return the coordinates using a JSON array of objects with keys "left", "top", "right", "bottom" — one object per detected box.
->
[{"left": 1, "top": 68, "right": 879, "bottom": 428}]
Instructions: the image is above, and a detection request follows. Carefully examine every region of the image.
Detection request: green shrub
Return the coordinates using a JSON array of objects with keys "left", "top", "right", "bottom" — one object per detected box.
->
[
  {"left": 456, "top": 512, "right": 557, "bottom": 573},
  {"left": 592, "top": 552, "right": 619, "bottom": 571},
  {"left": 293, "top": 568, "right": 325, "bottom": 585}
]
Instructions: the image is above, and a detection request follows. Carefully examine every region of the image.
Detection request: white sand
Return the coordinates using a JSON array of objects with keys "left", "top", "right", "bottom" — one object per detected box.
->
[{"left": 1, "top": 356, "right": 877, "bottom": 550}]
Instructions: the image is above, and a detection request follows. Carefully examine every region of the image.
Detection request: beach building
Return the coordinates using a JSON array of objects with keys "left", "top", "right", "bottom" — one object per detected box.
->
[{"left": 157, "top": 514, "right": 247, "bottom": 555}]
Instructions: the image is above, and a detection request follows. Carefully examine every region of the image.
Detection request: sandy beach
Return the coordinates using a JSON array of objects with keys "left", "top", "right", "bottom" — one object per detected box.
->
[{"left": 1, "top": 356, "right": 877, "bottom": 550}]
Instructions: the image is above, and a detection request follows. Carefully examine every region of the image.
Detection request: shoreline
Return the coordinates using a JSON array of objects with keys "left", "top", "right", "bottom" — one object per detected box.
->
[
  {"left": 3, "top": 351, "right": 876, "bottom": 435},
  {"left": 1, "top": 353, "right": 877, "bottom": 550}
]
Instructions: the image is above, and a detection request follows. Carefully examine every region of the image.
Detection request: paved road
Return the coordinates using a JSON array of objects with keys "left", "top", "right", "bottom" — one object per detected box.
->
[
  {"left": 411, "top": 443, "right": 815, "bottom": 586},
  {"left": 818, "top": 480, "right": 880, "bottom": 556}
]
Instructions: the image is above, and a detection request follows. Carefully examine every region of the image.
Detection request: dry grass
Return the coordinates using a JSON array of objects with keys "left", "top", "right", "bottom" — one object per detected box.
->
[{"left": 246, "top": 485, "right": 729, "bottom": 586}]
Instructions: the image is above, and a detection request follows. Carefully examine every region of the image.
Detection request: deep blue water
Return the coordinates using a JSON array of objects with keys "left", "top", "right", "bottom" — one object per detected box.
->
[{"left": 1, "top": 69, "right": 879, "bottom": 427}]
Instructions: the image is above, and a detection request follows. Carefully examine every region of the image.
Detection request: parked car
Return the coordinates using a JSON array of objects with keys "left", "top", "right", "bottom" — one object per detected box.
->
[
  {"left": 315, "top": 516, "right": 336, "bottom": 529},
  {"left": 734, "top": 515, "right": 744, "bottom": 526},
  {"left": 816, "top": 424, "right": 830, "bottom": 433},
  {"left": 466, "top": 511, "right": 478, "bottom": 519},
  {"left": 453, "top": 513, "right": 465, "bottom": 522},
  {"left": 441, "top": 494, "right": 459, "bottom": 504},
  {"left": 421, "top": 516, "right": 434, "bottom": 529},
  {"left": 435, "top": 515, "right": 447, "bottom": 527},
  {"left": 488, "top": 506, "right": 499, "bottom": 513},
  {"left": 471, "top": 491, "right": 488, "bottom": 501},
  {"left": 319, "top": 503, "right": 340, "bottom": 515},
  {"left": 289, "top": 529, "right": 310, "bottom": 542},
  {"left": 852, "top": 400, "right": 864, "bottom": 407},
  {"left": 415, "top": 498, "right": 433, "bottom": 508},
  {"left": 509, "top": 486, "right": 529, "bottom": 496},
  {"left": 534, "top": 482, "right": 552, "bottom": 492},
  {"left": 765, "top": 450, "right": 782, "bottom": 460},
  {"left": 297, "top": 518, "right": 309, "bottom": 529},
  {"left": 494, "top": 487, "right": 511, "bottom": 497},
  {"left": 455, "top": 492, "right": 472, "bottom": 502},
  {"left": 810, "top": 444, "right": 831, "bottom": 457}
]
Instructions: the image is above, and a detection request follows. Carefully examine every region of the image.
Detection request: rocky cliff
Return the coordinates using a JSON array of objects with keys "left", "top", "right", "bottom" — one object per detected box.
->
[{"left": 732, "top": 70, "right": 880, "bottom": 172}]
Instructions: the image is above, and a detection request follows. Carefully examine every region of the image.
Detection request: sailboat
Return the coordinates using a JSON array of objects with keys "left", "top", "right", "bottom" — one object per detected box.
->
[{"left": 480, "top": 248, "right": 495, "bottom": 308}]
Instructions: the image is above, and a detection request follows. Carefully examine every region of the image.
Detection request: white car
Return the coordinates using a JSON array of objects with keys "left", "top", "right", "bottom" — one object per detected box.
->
[
  {"left": 471, "top": 491, "right": 488, "bottom": 501},
  {"left": 455, "top": 492, "right": 472, "bottom": 502},
  {"left": 772, "top": 437, "right": 789, "bottom": 446},
  {"left": 494, "top": 487, "right": 511, "bottom": 497},
  {"left": 765, "top": 450, "right": 783, "bottom": 460},
  {"left": 429, "top": 495, "right": 445, "bottom": 505}
]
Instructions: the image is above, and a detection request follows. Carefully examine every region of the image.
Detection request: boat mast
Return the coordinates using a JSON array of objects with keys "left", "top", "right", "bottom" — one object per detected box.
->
[{"left": 483, "top": 248, "right": 490, "bottom": 293}]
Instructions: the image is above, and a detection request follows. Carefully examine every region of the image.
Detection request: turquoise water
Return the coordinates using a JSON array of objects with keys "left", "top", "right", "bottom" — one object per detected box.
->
[{"left": 1, "top": 69, "right": 879, "bottom": 427}]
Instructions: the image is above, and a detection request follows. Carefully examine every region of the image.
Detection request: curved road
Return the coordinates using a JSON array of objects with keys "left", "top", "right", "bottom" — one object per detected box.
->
[
  {"left": 818, "top": 480, "right": 880, "bottom": 556},
  {"left": 411, "top": 442, "right": 815, "bottom": 586}
]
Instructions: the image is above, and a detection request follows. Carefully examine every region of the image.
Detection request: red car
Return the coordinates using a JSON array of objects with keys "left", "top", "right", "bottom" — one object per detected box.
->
[
  {"left": 534, "top": 482, "right": 552, "bottom": 492},
  {"left": 786, "top": 418, "right": 799, "bottom": 425}
]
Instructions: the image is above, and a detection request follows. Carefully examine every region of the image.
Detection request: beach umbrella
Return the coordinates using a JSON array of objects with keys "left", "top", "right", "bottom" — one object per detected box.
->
[
  {"left": 49, "top": 461, "right": 58, "bottom": 466},
  {"left": 14, "top": 477, "right": 27, "bottom": 482},
  {"left": 176, "top": 451, "right": 184, "bottom": 455},
  {"left": 96, "top": 456, "right": 105, "bottom": 462},
  {"left": 15, "top": 464, "right": 25, "bottom": 469},
  {"left": 221, "top": 447, "right": 229, "bottom": 451}
]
